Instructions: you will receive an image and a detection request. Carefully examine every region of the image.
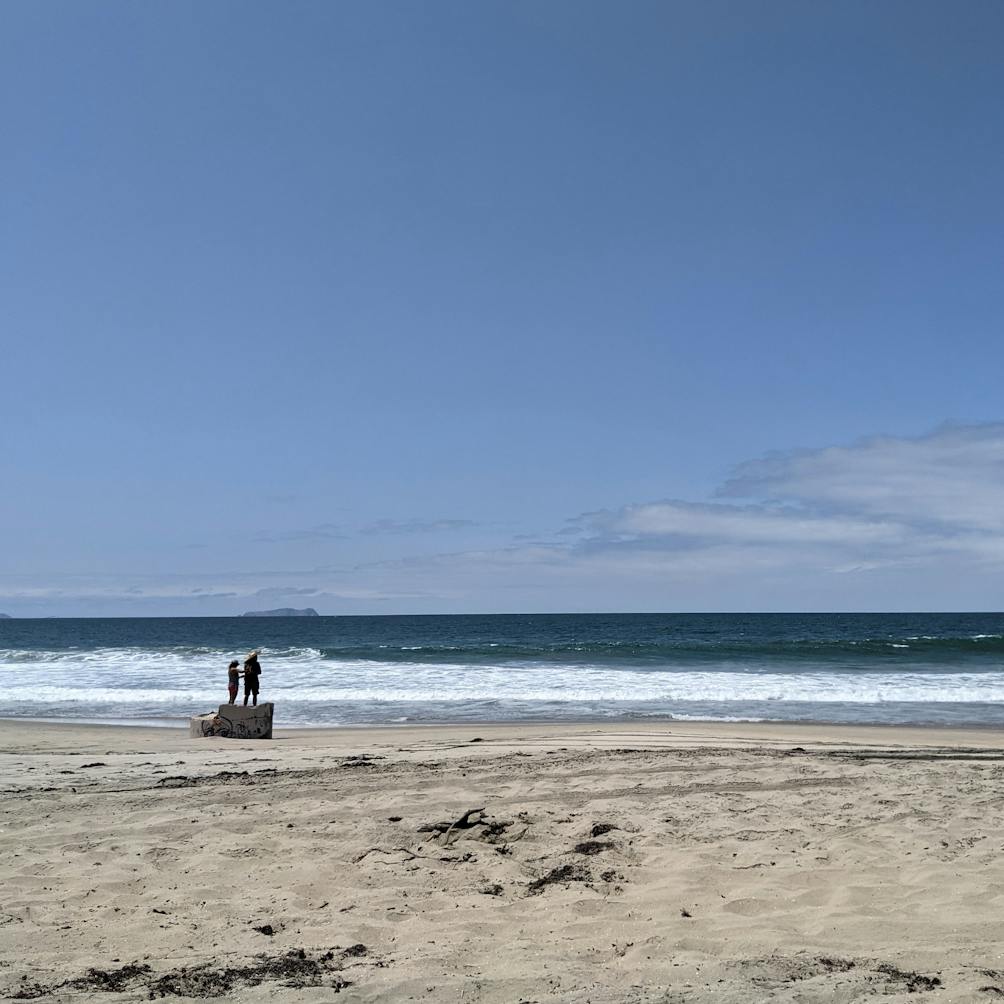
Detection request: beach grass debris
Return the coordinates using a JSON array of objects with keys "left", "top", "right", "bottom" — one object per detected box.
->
[
  {"left": 353, "top": 845, "right": 469, "bottom": 865},
  {"left": 147, "top": 948, "right": 357, "bottom": 998},
  {"left": 12, "top": 947, "right": 368, "bottom": 999},
  {"left": 590, "top": 822, "right": 619, "bottom": 837},
  {"left": 418, "top": 807, "right": 486, "bottom": 836},
  {"left": 573, "top": 840, "right": 614, "bottom": 855},
  {"left": 340, "top": 754, "right": 384, "bottom": 768},
  {"left": 874, "top": 962, "right": 942, "bottom": 993},
  {"left": 816, "top": 958, "right": 855, "bottom": 972},
  {"left": 416, "top": 810, "right": 526, "bottom": 852},
  {"left": 13, "top": 963, "right": 152, "bottom": 999},
  {"left": 738, "top": 955, "right": 942, "bottom": 994},
  {"left": 527, "top": 863, "right": 591, "bottom": 895}
]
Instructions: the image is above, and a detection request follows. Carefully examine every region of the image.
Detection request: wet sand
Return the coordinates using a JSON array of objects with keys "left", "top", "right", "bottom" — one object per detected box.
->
[{"left": 2, "top": 718, "right": 1003, "bottom": 1002}]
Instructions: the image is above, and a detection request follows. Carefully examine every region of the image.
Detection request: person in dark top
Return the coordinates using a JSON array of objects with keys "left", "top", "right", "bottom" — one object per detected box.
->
[
  {"left": 226, "top": 660, "right": 242, "bottom": 704},
  {"left": 243, "top": 650, "right": 261, "bottom": 707}
]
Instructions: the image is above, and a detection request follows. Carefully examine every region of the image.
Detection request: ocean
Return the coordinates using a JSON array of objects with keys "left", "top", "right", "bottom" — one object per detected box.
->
[{"left": 1, "top": 612, "right": 1003, "bottom": 729}]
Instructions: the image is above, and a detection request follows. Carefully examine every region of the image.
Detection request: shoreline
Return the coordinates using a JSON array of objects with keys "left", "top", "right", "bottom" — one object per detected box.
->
[
  {"left": 5, "top": 711, "right": 1004, "bottom": 734},
  {"left": 2, "top": 714, "right": 1002, "bottom": 752}
]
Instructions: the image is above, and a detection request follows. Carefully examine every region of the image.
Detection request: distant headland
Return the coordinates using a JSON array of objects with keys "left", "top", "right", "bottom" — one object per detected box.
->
[
  {"left": 241, "top": 608, "right": 320, "bottom": 618},
  {"left": 0, "top": 613, "right": 11, "bottom": 619}
]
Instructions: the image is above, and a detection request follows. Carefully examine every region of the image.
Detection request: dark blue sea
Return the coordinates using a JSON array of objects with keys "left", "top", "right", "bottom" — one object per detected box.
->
[{"left": 2, "top": 612, "right": 1004, "bottom": 728}]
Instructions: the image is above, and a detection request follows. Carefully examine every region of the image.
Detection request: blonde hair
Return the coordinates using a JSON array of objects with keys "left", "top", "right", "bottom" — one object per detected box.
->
[{"left": 247, "top": 650, "right": 259, "bottom": 660}]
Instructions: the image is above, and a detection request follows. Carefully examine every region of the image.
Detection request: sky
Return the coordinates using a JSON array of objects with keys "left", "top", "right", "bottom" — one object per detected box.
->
[{"left": 3, "top": 0, "right": 1004, "bottom": 616}]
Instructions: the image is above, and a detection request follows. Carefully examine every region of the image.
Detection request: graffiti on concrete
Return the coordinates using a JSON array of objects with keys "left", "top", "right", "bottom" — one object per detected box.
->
[{"left": 190, "top": 703, "right": 273, "bottom": 740}]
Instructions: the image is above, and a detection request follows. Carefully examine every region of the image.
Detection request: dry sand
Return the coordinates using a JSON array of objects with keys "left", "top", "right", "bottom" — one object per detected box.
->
[{"left": 2, "top": 718, "right": 1003, "bottom": 1002}]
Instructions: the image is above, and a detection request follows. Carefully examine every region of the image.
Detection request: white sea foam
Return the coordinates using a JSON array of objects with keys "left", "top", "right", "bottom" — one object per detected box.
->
[{"left": 3, "top": 647, "right": 1004, "bottom": 709}]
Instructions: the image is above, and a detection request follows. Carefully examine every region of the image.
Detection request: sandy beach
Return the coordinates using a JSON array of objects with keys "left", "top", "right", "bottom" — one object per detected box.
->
[{"left": 2, "top": 718, "right": 1003, "bottom": 1002}]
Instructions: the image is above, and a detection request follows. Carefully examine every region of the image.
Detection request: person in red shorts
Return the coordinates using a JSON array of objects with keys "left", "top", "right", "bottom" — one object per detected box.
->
[{"left": 226, "top": 660, "right": 241, "bottom": 704}]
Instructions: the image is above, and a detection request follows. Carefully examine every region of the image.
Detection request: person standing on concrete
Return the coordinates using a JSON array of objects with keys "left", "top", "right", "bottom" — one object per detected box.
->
[
  {"left": 226, "top": 660, "right": 242, "bottom": 704},
  {"left": 242, "top": 650, "right": 261, "bottom": 707}
]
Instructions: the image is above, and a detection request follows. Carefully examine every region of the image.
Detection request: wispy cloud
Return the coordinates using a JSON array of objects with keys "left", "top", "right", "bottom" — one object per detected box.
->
[
  {"left": 253, "top": 523, "right": 345, "bottom": 543},
  {"left": 719, "top": 423, "right": 1004, "bottom": 533},
  {"left": 251, "top": 586, "right": 320, "bottom": 599},
  {"left": 359, "top": 518, "right": 477, "bottom": 535},
  {"left": 582, "top": 501, "right": 908, "bottom": 548}
]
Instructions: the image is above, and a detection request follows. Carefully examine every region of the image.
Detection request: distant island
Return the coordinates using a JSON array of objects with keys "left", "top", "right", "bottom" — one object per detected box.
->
[
  {"left": 0, "top": 613, "right": 10, "bottom": 619},
  {"left": 241, "top": 607, "right": 320, "bottom": 617}
]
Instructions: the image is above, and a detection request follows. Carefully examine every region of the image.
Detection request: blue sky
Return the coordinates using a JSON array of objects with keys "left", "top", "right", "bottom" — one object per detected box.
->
[{"left": 4, "top": 1, "right": 1004, "bottom": 615}]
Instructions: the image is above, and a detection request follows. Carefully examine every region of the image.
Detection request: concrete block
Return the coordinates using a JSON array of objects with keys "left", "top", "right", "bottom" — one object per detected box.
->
[{"left": 190, "top": 703, "right": 274, "bottom": 739}]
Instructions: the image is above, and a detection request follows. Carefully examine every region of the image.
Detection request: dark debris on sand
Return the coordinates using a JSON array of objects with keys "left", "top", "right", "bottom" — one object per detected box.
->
[
  {"left": 875, "top": 962, "right": 942, "bottom": 993},
  {"left": 417, "top": 807, "right": 487, "bottom": 836},
  {"left": 527, "top": 863, "right": 591, "bottom": 895},
  {"left": 415, "top": 808, "right": 523, "bottom": 850},
  {"left": 590, "top": 822, "right": 619, "bottom": 837},
  {"left": 740, "top": 955, "right": 943, "bottom": 995},
  {"left": 573, "top": 839, "right": 614, "bottom": 855},
  {"left": 14, "top": 964, "right": 153, "bottom": 999},
  {"left": 12, "top": 947, "right": 370, "bottom": 1000},
  {"left": 341, "top": 755, "right": 384, "bottom": 768}
]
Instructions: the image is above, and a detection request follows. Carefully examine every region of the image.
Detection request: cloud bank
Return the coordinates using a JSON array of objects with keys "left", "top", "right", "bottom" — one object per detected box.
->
[
  {"left": 4, "top": 424, "right": 1004, "bottom": 614},
  {"left": 576, "top": 423, "right": 1004, "bottom": 574}
]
